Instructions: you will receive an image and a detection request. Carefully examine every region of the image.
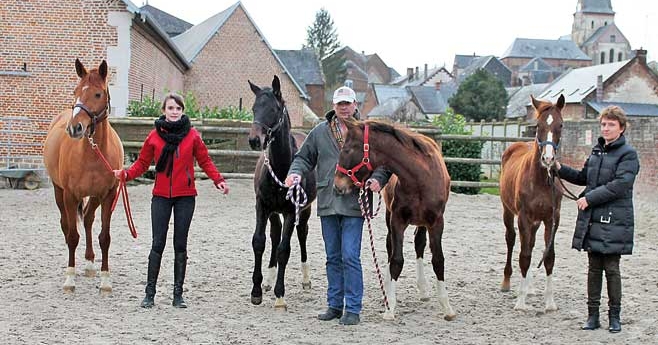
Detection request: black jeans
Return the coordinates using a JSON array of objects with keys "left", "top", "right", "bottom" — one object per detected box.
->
[
  {"left": 151, "top": 196, "right": 196, "bottom": 255},
  {"left": 587, "top": 252, "right": 622, "bottom": 308}
]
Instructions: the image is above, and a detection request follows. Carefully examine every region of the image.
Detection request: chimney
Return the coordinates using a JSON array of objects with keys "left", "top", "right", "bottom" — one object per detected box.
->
[
  {"left": 435, "top": 81, "right": 442, "bottom": 90},
  {"left": 596, "top": 75, "right": 603, "bottom": 102},
  {"left": 635, "top": 48, "right": 647, "bottom": 65},
  {"left": 424, "top": 64, "right": 428, "bottom": 80},
  {"left": 415, "top": 66, "right": 419, "bottom": 80},
  {"left": 407, "top": 67, "right": 414, "bottom": 80}
]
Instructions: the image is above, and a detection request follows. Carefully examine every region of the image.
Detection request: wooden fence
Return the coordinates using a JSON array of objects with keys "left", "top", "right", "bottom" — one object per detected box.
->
[{"left": 109, "top": 118, "right": 534, "bottom": 188}]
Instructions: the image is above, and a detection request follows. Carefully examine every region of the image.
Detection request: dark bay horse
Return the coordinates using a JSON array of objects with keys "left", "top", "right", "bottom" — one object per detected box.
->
[
  {"left": 247, "top": 76, "right": 317, "bottom": 310},
  {"left": 334, "top": 117, "right": 455, "bottom": 321},
  {"left": 43, "top": 59, "right": 124, "bottom": 293},
  {"left": 499, "top": 94, "right": 565, "bottom": 311}
]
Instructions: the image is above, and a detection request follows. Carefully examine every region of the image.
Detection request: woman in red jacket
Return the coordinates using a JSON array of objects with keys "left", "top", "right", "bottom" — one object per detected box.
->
[{"left": 113, "top": 93, "right": 229, "bottom": 308}]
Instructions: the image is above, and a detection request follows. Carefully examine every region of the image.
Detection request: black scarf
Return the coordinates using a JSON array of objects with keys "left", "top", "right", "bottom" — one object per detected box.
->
[{"left": 154, "top": 115, "right": 191, "bottom": 177}]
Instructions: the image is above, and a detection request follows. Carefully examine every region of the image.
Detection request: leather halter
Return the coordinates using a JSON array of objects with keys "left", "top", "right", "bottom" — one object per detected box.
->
[
  {"left": 72, "top": 89, "right": 111, "bottom": 136},
  {"left": 536, "top": 137, "right": 559, "bottom": 150},
  {"left": 336, "top": 125, "right": 374, "bottom": 187},
  {"left": 253, "top": 104, "right": 287, "bottom": 145}
]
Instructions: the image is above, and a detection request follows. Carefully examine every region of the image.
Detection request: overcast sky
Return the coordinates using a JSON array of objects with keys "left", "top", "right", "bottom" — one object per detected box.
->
[{"left": 143, "top": 0, "right": 657, "bottom": 74}]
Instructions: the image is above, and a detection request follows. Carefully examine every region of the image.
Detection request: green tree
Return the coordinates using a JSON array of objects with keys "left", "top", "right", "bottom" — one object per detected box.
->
[
  {"left": 449, "top": 69, "right": 508, "bottom": 121},
  {"left": 304, "top": 8, "right": 346, "bottom": 88}
]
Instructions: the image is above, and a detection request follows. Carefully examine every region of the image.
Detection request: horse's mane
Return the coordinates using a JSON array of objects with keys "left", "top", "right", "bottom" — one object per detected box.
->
[{"left": 364, "top": 120, "right": 439, "bottom": 156}]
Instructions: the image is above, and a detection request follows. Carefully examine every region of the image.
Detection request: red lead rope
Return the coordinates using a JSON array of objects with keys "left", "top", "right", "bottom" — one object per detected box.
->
[{"left": 88, "top": 137, "right": 138, "bottom": 238}]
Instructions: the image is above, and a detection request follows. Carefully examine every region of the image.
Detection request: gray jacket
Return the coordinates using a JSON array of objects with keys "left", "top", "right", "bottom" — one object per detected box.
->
[
  {"left": 559, "top": 135, "right": 639, "bottom": 255},
  {"left": 288, "top": 110, "right": 391, "bottom": 217}
]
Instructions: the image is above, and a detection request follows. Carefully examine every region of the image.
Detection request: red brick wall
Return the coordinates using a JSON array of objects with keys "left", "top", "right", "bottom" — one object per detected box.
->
[
  {"left": 305, "top": 84, "right": 325, "bottom": 117},
  {"left": 128, "top": 25, "right": 185, "bottom": 103},
  {"left": 560, "top": 119, "right": 658, "bottom": 190},
  {"left": 0, "top": 0, "right": 124, "bottom": 164},
  {"left": 183, "top": 5, "right": 307, "bottom": 126}
]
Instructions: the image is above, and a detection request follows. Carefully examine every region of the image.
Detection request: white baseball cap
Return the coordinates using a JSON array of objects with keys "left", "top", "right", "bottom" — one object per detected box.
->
[{"left": 333, "top": 86, "right": 356, "bottom": 104}]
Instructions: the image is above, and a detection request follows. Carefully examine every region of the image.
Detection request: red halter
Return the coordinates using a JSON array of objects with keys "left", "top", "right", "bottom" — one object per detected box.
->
[{"left": 335, "top": 125, "right": 374, "bottom": 187}]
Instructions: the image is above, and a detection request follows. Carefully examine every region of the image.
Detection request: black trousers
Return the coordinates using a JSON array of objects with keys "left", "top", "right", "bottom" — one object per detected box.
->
[
  {"left": 151, "top": 195, "right": 196, "bottom": 255},
  {"left": 587, "top": 252, "right": 622, "bottom": 308}
]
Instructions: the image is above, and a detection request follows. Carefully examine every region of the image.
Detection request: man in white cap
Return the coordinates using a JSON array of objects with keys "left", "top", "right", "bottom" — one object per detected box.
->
[{"left": 285, "top": 85, "right": 391, "bottom": 325}]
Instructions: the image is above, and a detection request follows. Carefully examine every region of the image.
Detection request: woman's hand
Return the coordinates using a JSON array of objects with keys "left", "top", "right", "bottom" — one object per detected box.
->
[
  {"left": 113, "top": 169, "right": 126, "bottom": 180},
  {"left": 215, "top": 180, "right": 229, "bottom": 195},
  {"left": 576, "top": 197, "right": 588, "bottom": 210}
]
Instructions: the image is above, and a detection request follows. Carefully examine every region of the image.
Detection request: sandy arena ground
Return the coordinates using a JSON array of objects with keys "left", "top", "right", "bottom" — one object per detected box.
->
[{"left": 0, "top": 179, "right": 656, "bottom": 344}]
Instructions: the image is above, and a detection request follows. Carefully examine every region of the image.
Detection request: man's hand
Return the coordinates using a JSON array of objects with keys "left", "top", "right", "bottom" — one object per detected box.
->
[
  {"left": 285, "top": 174, "right": 301, "bottom": 187},
  {"left": 367, "top": 178, "right": 382, "bottom": 192}
]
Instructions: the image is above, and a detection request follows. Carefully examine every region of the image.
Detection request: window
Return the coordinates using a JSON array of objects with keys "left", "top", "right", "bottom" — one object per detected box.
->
[
  {"left": 600, "top": 52, "right": 606, "bottom": 64},
  {"left": 344, "top": 79, "right": 353, "bottom": 88},
  {"left": 604, "top": 21, "right": 608, "bottom": 26},
  {"left": 610, "top": 35, "right": 616, "bottom": 43},
  {"left": 618, "top": 52, "right": 623, "bottom": 61},
  {"left": 609, "top": 49, "right": 614, "bottom": 63},
  {"left": 591, "top": 21, "right": 594, "bottom": 29}
]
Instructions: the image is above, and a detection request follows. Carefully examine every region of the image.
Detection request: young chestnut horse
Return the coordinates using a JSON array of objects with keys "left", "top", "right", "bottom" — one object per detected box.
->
[
  {"left": 334, "top": 117, "right": 455, "bottom": 321},
  {"left": 247, "top": 76, "right": 317, "bottom": 310},
  {"left": 499, "top": 94, "right": 565, "bottom": 311},
  {"left": 43, "top": 59, "right": 124, "bottom": 294}
]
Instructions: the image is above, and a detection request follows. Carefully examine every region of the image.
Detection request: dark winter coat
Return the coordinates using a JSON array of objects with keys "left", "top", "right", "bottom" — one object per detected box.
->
[{"left": 558, "top": 135, "right": 639, "bottom": 255}]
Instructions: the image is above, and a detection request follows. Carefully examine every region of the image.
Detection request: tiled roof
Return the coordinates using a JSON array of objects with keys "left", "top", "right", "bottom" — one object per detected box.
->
[
  {"left": 587, "top": 101, "right": 658, "bottom": 117},
  {"left": 409, "top": 86, "right": 448, "bottom": 114},
  {"left": 140, "top": 4, "right": 192, "bottom": 37},
  {"left": 505, "top": 83, "right": 549, "bottom": 118},
  {"left": 172, "top": 3, "right": 237, "bottom": 62},
  {"left": 274, "top": 49, "right": 324, "bottom": 94},
  {"left": 501, "top": 38, "right": 591, "bottom": 60},
  {"left": 581, "top": 0, "right": 614, "bottom": 14},
  {"left": 537, "top": 60, "right": 628, "bottom": 103}
]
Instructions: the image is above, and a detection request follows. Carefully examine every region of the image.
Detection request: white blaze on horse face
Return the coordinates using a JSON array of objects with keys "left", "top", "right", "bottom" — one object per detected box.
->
[
  {"left": 544, "top": 131, "right": 555, "bottom": 161},
  {"left": 72, "top": 97, "right": 82, "bottom": 118}
]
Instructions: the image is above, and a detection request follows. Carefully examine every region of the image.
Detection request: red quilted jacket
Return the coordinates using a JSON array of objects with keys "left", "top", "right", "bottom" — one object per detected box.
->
[{"left": 125, "top": 128, "right": 224, "bottom": 198}]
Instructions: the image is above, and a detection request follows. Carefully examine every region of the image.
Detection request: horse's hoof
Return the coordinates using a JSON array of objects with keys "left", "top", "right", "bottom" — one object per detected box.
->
[
  {"left": 382, "top": 311, "right": 395, "bottom": 320},
  {"left": 63, "top": 285, "right": 75, "bottom": 293},
  {"left": 302, "top": 281, "right": 311, "bottom": 290},
  {"left": 84, "top": 269, "right": 96, "bottom": 278},
  {"left": 444, "top": 313, "right": 457, "bottom": 321},
  {"left": 251, "top": 296, "right": 262, "bottom": 305},
  {"left": 545, "top": 303, "right": 558, "bottom": 312},
  {"left": 514, "top": 303, "right": 529, "bottom": 311},
  {"left": 500, "top": 287, "right": 510, "bottom": 292},
  {"left": 99, "top": 286, "right": 112, "bottom": 295},
  {"left": 273, "top": 298, "right": 287, "bottom": 311},
  {"left": 420, "top": 296, "right": 431, "bottom": 302},
  {"left": 262, "top": 284, "right": 272, "bottom": 292}
]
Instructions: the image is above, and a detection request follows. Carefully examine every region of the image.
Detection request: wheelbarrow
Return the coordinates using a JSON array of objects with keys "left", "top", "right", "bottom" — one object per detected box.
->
[{"left": 0, "top": 168, "right": 41, "bottom": 190}]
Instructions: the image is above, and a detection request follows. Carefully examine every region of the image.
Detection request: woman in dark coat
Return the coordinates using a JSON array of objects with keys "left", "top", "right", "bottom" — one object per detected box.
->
[{"left": 557, "top": 105, "right": 639, "bottom": 333}]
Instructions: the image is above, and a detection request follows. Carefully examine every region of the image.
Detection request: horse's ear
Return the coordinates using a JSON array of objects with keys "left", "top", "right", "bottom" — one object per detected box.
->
[
  {"left": 75, "top": 58, "right": 87, "bottom": 78},
  {"left": 272, "top": 75, "right": 281, "bottom": 99},
  {"left": 530, "top": 95, "right": 541, "bottom": 110},
  {"left": 99, "top": 60, "right": 108, "bottom": 81},
  {"left": 556, "top": 94, "right": 565, "bottom": 110},
  {"left": 248, "top": 80, "right": 260, "bottom": 95}
]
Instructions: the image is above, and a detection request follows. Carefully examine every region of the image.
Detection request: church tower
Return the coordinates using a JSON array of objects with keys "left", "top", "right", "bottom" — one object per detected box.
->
[{"left": 571, "top": 0, "right": 615, "bottom": 47}]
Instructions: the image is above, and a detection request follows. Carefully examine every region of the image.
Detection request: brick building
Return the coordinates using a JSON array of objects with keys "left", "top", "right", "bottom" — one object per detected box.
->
[{"left": 0, "top": 0, "right": 322, "bottom": 173}]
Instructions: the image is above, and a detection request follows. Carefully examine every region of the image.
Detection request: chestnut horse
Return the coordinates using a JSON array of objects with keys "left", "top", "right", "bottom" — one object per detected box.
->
[
  {"left": 43, "top": 59, "right": 124, "bottom": 294},
  {"left": 247, "top": 76, "right": 317, "bottom": 310},
  {"left": 334, "top": 117, "right": 455, "bottom": 321},
  {"left": 499, "top": 94, "right": 565, "bottom": 311}
]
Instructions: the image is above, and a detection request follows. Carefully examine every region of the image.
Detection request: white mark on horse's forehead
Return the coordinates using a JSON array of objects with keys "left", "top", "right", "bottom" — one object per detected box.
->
[
  {"left": 547, "top": 132, "right": 553, "bottom": 143},
  {"left": 72, "top": 98, "right": 82, "bottom": 117},
  {"left": 546, "top": 114, "right": 553, "bottom": 125}
]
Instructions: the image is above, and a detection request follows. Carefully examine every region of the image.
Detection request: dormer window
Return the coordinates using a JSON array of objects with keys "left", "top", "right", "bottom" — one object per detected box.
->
[
  {"left": 610, "top": 35, "right": 616, "bottom": 43},
  {"left": 345, "top": 79, "right": 353, "bottom": 89}
]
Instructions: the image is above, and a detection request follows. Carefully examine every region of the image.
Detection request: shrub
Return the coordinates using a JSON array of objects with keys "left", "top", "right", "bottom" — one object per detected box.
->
[
  {"left": 432, "top": 109, "right": 484, "bottom": 194},
  {"left": 126, "top": 91, "right": 253, "bottom": 121}
]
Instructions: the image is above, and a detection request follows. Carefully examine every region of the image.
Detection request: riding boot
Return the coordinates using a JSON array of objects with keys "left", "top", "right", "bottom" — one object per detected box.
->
[
  {"left": 606, "top": 255, "right": 622, "bottom": 333},
  {"left": 582, "top": 259, "right": 602, "bottom": 330},
  {"left": 608, "top": 306, "right": 621, "bottom": 333},
  {"left": 172, "top": 251, "right": 187, "bottom": 308},
  {"left": 141, "top": 250, "right": 161, "bottom": 308}
]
